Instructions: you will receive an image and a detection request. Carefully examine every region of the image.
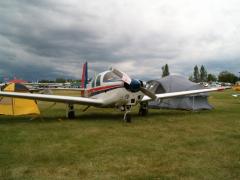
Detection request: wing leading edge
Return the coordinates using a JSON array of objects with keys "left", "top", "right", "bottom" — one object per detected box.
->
[
  {"left": 141, "top": 87, "right": 225, "bottom": 102},
  {"left": 0, "top": 91, "right": 104, "bottom": 106}
]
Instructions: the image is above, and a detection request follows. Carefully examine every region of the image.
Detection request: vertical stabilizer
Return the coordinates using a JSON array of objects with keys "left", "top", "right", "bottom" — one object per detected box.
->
[
  {"left": 81, "top": 62, "right": 88, "bottom": 96},
  {"left": 81, "top": 62, "right": 88, "bottom": 89}
]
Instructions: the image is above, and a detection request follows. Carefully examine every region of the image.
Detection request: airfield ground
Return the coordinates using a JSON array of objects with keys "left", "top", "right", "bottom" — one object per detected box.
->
[{"left": 0, "top": 89, "right": 239, "bottom": 179}]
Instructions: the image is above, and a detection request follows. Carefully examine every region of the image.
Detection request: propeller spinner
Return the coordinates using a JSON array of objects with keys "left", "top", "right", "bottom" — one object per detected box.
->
[{"left": 111, "top": 68, "right": 157, "bottom": 100}]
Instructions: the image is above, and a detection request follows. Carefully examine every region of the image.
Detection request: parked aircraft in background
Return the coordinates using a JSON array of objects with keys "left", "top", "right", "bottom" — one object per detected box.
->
[{"left": 0, "top": 63, "right": 226, "bottom": 122}]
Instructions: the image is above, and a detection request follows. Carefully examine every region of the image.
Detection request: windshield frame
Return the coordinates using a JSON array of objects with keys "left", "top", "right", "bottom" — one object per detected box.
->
[{"left": 103, "top": 72, "right": 121, "bottom": 83}]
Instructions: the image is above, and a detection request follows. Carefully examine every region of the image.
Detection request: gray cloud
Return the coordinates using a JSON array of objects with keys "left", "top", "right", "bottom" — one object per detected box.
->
[{"left": 0, "top": 0, "right": 240, "bottom": 81}]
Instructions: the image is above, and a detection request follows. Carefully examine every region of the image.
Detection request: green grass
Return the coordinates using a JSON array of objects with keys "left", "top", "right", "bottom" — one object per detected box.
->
[{"left": 0, "top": 90, "right": 240, "bottom": 179}]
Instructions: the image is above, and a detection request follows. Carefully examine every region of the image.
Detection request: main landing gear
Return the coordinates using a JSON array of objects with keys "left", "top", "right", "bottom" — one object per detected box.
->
[
  {"left": 66, "top": 104, "right": 75, "bottom": 119},
  {"left": 138, "top": 102, "right": 148, "bottom": 116},
  {"left": 121, "top": 103, "right": 149, "bottom": 123}
]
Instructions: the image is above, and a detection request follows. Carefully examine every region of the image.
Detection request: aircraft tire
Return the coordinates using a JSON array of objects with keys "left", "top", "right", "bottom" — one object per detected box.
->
[
  {"left": 68, "top": 111, "right": 75, "bottom": 119},
  {"left": 126, "top": 114, "right": 132, "bottom": 123},
  {"left": 139, "top": 108, "right": 148, "bottom": 116}
]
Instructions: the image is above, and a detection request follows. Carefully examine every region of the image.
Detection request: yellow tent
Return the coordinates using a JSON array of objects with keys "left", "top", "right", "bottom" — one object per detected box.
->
[
  {"left": 0, "top": 83, "right": 40, "bottom": 115},
  {"left": 233, "top": 81, "right": 240, "bottom": 91}
]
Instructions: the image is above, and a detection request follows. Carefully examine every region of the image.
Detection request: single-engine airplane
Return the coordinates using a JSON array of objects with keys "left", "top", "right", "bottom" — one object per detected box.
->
[{"left": 0, "top": 63, "right": 225, "bottom": 122}]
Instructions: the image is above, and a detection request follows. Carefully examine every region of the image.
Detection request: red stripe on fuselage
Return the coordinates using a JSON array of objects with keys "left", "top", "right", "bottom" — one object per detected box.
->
[{"left": 87, "top": 85, "right": 122, "bottom": 94}]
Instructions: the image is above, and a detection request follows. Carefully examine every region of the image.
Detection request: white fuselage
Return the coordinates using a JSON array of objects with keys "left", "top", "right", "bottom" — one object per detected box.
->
[
  {"left": 85, "top": 71, "right": 144, "bottom": 108},
  {"left": 91, "top": 86, "right": 144, "bottom": 108}
]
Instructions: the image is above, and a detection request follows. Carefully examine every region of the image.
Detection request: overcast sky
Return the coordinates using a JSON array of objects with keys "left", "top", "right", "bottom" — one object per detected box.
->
[{"left": 0, "top": 0, "right": 240, "bottom": 81}]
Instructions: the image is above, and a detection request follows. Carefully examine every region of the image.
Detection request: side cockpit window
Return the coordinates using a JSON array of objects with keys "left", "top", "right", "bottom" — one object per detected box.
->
[
  {"left": 96, "top": 75, "right": 101, "bottom": 86},
  {"left": 91, "top": 79, "right": 95, "bottom": 88}
]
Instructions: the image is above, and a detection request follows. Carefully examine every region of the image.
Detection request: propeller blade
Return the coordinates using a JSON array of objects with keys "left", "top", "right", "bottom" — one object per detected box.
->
[
  {"left": 140, "top": 87, "right": 157, "bottom": 100},
  {"left": 111, "top": 68, "right": 123, "bottom": 77},
  {"left": 111, "top": 68, "right": 132, "bottom": 84},
  {"left": 111, "top": 68, "right": 156, "bottom": 97}
]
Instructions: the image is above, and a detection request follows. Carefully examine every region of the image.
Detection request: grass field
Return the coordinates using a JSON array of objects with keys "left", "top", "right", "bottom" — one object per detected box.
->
[{"left": 0, "top": 90, "right": 240, "bottom": 179}]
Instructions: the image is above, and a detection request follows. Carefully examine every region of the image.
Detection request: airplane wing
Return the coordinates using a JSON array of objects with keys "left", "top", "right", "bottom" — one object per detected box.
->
[
  {"left": 141, "top": 87, "right": 225, "bottom": 102},
  {"left": 0, "top": 91, "right": 104, "bottom": 106},
  {"left": 41, "top": 87, "right": 84, "bottom": 91},
  {"left": 28, "top": 87, "right": 84, "bottom": 92}
]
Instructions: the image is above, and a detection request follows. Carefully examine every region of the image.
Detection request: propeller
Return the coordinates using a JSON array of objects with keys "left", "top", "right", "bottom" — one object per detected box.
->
[
  {"left": 111, "top": 68, "right": 157, "bottom": 100},
  {"left": 140, "top": 86, "right": 156, "bottom": 100},
  {"left": 111, "top": 68, "right": 132, "bottom": 84}
]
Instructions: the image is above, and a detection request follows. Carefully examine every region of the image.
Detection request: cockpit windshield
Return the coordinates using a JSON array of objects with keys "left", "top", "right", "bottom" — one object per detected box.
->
[{"left": 103, "top": 72, "right": 121, "bottom": 82}]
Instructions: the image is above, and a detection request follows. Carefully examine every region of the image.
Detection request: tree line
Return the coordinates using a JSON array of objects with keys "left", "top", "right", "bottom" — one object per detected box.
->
[
  {"left": 161, "top": 64, "right": 239, "bottom": 84},
  {"left": 189, "top": 65, "right": 238, "bottom": 84},
  {"left": 1, "top": 65, "right": 238, "bottom": 84},
  {"left": 38, "top": 78, "right": 80, "bottom": 83}
]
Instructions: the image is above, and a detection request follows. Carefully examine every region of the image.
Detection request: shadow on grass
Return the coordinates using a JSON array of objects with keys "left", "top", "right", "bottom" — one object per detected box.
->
[
  {"left": 0, "top": 109, "right": 211, "bottom": 124},
  {"left": 148, "top": 109, "right": 211, "bottom": 117},
  {"left": 0, "top": 113, "right": 123, "bottom": 124}
]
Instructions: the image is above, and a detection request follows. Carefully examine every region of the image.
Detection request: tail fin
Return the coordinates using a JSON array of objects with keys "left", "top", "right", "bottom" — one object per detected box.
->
[
  {"left": 81, "top": 62, "right": 88, "bottom": 96},
  {"left": 81, "top": 62, "right": 88, "bottom": 89}
]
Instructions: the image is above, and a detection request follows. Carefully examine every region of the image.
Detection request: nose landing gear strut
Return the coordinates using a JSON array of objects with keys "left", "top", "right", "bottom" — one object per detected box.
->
[{"left": 121, "top": 105, "right": 132, "bottom": 123}]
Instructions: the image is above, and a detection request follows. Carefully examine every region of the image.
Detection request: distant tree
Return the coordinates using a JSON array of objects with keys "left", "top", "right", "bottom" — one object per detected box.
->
[
  {"left": 218, "top": 71, "right": 238, "bottom": 84},
  {"left": 66, "top": 79, "right": 77, "bottom": 83},
  {"left": 39, "top": 80, "right": 54, "bottom": 83},
  {"left": 207, "top": 74, "right": 217, "bottom": 82},
  {"left": 189, "top": 75, "right": 194, "bottom": 82},
  {"left": 162, "top": 64, "right": 170, "bottom": 77},
  {"left": 193, "top": 65, "right": 200, "bottom": 83},
  {"left": 55, "top": 78, "right": 66, "bottom": 83},
  {"left": 200, "top": 65, "right": 208, "bottom": 82}
]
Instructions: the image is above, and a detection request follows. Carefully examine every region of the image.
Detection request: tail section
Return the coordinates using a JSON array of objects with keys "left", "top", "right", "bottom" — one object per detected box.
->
[{"left": 81, "top": 62, "right": 88, "bottom": 96}]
